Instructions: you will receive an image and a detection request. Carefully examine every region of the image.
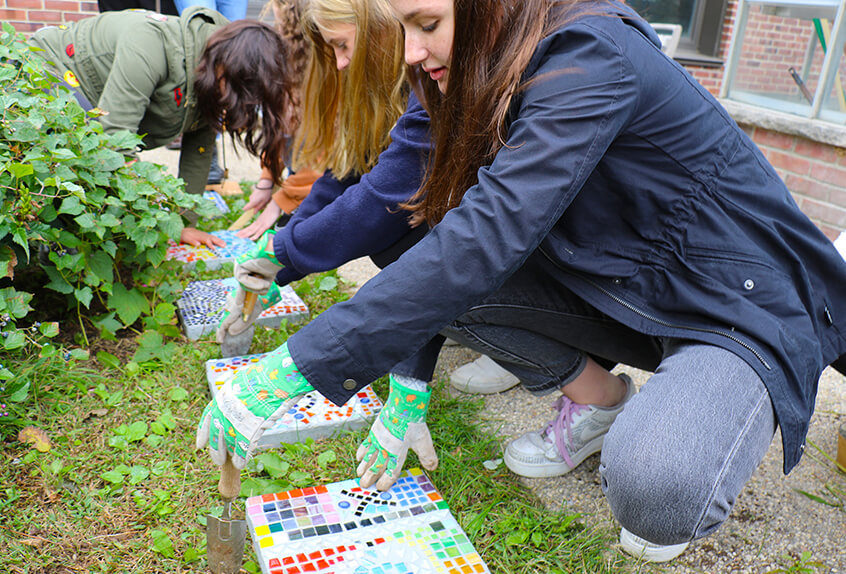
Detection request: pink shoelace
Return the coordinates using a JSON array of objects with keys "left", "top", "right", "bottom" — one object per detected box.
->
[{"left": 543, "top": 394, "right": 590, "bottom": 469}]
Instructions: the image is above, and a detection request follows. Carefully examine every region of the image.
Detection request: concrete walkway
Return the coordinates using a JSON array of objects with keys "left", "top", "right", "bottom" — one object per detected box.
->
[{"left": 142, "top": 143, "right": 845, "bottom": 573}]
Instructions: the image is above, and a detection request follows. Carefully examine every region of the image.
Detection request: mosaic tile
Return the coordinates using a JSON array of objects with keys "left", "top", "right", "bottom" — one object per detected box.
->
[
  {"left": 177, "top": 278, "right": 309, "bottom": 340},
  {"left": 245, "top": 469, "right": 490, "bottom": 574},
  {"left": 206, "top": 352, "right": 382, "bottom": 446},
  {"left": 203, "top": 190, "right": 230, "bottom": 215},
  {"left": 165, "top": 230, "right": 255, "bottom": 270}
]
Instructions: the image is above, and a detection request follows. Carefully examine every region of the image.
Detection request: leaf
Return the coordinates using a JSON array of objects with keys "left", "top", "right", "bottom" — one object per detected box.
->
[
  {"left": 18, "top": 426, "right": 51, "bottom": 452},
  {"left": 125, "top": 421, "right": 148, "bottom": 442},
  {"left": 9, "top": 381, "right": 30, "bottom": 402},
  {"left": 150, "top": 530, "right": 175, "bottom": 558},
  {"left": 0, "top": 245, "right": 17, "bottom": 279},
  {"left": 145, "top": 434, "right": 162, "bottom": 447},
  {"left": 5, "top": 162, "right": 34, "bottom": 178},
  {"left": 167, "top": 387, "right": 188, "bottom": 401},
  {"left": 74, "top": 286, "right": 93, "bottom": 308},
  {"left": 101, "top": 469, "right": 125, "bottom": 484},
  {"left": 108, "top": 436, "right": 128, "bottom": 450},
  {"left": 38, "top": 322, "right": 59, "bottom": 337},
  {"left": 128, "top": 465, "right": 150, "bottom": 484},
  {"left": 3, "top": 330, "right": 25, "bottom": 350},
  {"left": 74, "top": 212, "right": 95, "bottom": 229},
  {"left": 150, "top": 422, "right": 166, "bottom": 435},
  {"left": 255, "top": 452, "right": 290, "bottom": 479},
  {"left": 317, "top": 450, "right": 337, "bottom": 468},
  {"left": 87, "top": 250, "right": 113, "bottom": 284},
  {"left": 43, "top": 266, "right": 73, "bottom": 294},
  {"left": 57, "top": 195, "right": 84, "bottom": 216},
  {"left": 318, "top": 276, "right": 338, "bottom": 291},
  {"left": 96, "top": 350, "right": 121, "bottom": 370},
  {"left": 505, "top": 529, "right": 529, "bottom": 545},
  {"left": 288, "top": 470, "right": 311, "bottom": 485},
  {"left": 157, "top": 410, "right": 177, "bottom": 431},
  {"left": 108, "top": 283, "right": 148, "bottom": 326}
]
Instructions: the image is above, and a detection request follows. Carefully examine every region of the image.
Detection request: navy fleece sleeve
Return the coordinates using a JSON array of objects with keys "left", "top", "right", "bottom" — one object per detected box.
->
[{"left": 272, "top": 92, "right": 430, "bottom": 286}]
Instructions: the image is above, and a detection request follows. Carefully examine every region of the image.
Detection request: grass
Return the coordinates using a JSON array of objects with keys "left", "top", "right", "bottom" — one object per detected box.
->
[{"left": 0, "top": 192, "right": 630, "bottom": 573}]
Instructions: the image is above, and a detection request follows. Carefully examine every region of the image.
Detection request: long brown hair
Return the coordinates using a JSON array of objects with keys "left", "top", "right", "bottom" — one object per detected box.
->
[
  {"left": 404, "top": 0, "right": 577, "bottom": 225},
  {"left": 293, "top": 0, "right": 406, "bottom": 179},
  {"left": 194, "top": 20, "right": 298, "bottom": 184}
]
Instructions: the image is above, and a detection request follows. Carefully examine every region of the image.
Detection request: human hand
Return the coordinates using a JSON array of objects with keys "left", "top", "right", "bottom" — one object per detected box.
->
[
  {"left": 181, "top": 227, "right": 227, "bottom": 248},
  {"left": 216, "top": 283, "right": 284, "bottom": 341},
  {"left": 196, "top": 342, "right": 314, "bottom": 468},
  {"left": 356, "top": 375, "right": 438, "bottom": 491},
  {"left": 237, "top": 201, "right": 282, "bottom": 240},
  {"left": 243, "top": 179, "right": 275, "bottom": 211},
  {"left": 233, "top": 230, "right": 283, "bottom": 294}
]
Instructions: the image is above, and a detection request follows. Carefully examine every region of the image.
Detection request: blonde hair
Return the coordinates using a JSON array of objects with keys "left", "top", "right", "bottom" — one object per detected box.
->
[{"left": 293, "top": 0, "right": 406, "bottom": 179}]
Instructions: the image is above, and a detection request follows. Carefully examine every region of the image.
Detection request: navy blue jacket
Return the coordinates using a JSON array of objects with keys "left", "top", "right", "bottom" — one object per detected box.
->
[
  {"left": 272, "top": 92, "right": 430, "bottom": 286},
  {"left": 288, "top": 3, "right": 846, "bottom": 473}
]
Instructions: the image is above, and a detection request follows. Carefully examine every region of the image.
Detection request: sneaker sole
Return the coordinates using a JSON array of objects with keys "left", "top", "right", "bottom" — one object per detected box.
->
[
  {"left": 503, "top": 434, "right": 604, "bottom": 478},
  {"left": 619, "top": 528, "right": 689, "bottom": 563}
]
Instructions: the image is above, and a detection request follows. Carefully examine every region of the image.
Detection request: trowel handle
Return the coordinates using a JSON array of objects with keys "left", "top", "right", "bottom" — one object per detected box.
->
[
  {"left": 242, "top": 291, "right": 258, "bottom": 322},
  {"left": 218, "top": 457, "right": 241, "bottom": 500}
]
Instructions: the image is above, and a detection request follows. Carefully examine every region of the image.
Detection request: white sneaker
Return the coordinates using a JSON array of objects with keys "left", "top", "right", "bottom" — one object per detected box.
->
[
  {"left": 449, "top": 355, "right": 520, "bottom": 394},
  {"left": 619, "top": 527, "right": 689, "bottom": 563},
  {"left": 504, "top": 373, "right": 635, "bottom": 478}
]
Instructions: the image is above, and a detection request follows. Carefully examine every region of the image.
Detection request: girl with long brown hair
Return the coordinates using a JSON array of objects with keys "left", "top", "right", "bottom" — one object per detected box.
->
[
  {"left": 31, "top": 9, "right": 299, "bottom": 246},
  {"left": 199, "top": 0, "right": 846, "bottom": 564}
]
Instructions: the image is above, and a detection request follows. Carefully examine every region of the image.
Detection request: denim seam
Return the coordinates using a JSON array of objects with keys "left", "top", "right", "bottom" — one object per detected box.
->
[{"left": 690, "top": 388, "right": 769, "bottom": 540}]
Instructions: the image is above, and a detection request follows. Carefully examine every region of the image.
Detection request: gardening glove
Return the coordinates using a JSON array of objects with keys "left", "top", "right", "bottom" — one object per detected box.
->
[
  {"left": 196, "top": 342, "right": 313, "bottom": 469},
  {"left": 356, "top": 374, "right": 438, "bottom": 491},
  {"left": 234, "top": 229, "right": 283, "bottom": 294},
  {"left": 216, "top": 283, "right": 284, "bottom": 341}
]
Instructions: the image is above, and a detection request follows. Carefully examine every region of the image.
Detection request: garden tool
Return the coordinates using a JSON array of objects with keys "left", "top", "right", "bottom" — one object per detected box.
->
[
  {"left": 227, "top": 208, "right": 256, "bottom": 231},
  {"left": 206, "top": 457, "right": 247, "bottom": 574},
  {"left": 219, "top": 291, "right": 258, "bottom": 358}
]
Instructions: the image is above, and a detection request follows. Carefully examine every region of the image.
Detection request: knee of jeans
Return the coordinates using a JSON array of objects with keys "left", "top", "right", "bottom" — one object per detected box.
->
[{"left": 600, "top": 433, "right": 730, "bottom": 545}]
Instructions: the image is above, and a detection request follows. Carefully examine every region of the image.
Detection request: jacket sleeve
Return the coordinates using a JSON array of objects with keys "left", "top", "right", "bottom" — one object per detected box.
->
[
  {"left": 287, "top": 22, "right": 641, "bottom": 405},
  {"left": 272, "top": 92, "right": 430, "bottom": 287},
  {"left": 96, "top": 26, "right": 168, "bottom": 138},
  {"left": 178, "top": 127, "right": 216, "bottom": 198}
]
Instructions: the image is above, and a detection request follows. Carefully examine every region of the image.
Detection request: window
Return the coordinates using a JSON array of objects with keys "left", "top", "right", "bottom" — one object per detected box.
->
[
  {"left": 721, "top": 0, "right": 846, "bottom": 125},
  {"left": 628, "top": 0, "right": 730, "bottom": 59}
]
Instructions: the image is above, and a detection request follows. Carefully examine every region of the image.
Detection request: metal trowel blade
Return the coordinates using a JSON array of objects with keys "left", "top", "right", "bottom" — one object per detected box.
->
[{"left": 206, "top": 510, "right": 247, "bottom": 574}]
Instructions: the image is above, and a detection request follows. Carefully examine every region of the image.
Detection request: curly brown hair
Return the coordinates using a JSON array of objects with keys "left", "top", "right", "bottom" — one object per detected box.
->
[{"left": 194, "top": 20, "right": 298, "bottom": 184}]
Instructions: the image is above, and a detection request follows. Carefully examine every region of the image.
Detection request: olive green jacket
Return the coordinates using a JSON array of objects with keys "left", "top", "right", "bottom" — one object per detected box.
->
[{"left": 30, "top": 7, "right": 228, "bottom": 196}]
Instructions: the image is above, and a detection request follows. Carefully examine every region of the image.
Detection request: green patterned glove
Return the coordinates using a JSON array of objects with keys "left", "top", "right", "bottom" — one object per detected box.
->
[
  {"left": 216, "top": 283, "right": 284, "bottom": 341},
  {"left": 356, "top": 375, "right": 438, "bottom": 491},
  {"left": 234, "top": 229, "right": 283, "bottom": 294},
  {"left": 196, "top": 342, "right": 313, "bottom": 468}
]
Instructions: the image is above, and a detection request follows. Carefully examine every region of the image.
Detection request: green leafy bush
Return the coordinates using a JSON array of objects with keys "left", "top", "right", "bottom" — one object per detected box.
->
[{"left": 0, "top": 22, "right": 211, "bottom": 361}]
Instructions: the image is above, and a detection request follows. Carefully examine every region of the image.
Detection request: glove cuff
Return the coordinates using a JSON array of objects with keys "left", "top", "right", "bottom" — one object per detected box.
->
[{"left": 380, "top": 374, "right": 431, "bottom": 438}]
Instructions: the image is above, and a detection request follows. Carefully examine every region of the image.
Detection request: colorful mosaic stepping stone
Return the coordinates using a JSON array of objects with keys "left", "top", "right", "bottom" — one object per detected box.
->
[
  {"left": 246, "top": 469, "right": 490, "bottom": 574},
  {"left": 177, "top": 277, "right": 308, "bottom": 340},
  {"left": 165, "top": 230, "right": 255, "bottom": 270},
  {"left": 206, "top": 352, "right": 382, "bottom": 446}
]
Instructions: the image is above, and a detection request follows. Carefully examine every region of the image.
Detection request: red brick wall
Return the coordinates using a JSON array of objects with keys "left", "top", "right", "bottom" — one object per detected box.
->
[
  {"left": 747, "top": 127, "right": 846, "bottom": 240},
  {"left": 1, "top": 0, "right": 98, "bottom": 33}
]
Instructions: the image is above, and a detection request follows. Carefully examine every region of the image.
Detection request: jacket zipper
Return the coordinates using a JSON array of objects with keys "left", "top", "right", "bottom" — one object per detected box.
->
[{"left": 538, "top": 246, "right": 772, "bottom": 370}]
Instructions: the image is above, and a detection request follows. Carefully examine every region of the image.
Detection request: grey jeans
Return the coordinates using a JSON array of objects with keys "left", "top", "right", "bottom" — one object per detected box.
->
[{"left": 403, "top": 254, "right": 777, "bottom": 545}]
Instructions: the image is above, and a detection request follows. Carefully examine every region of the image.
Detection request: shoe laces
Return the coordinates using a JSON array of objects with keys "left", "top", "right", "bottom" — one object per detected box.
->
[{"left": 543, "top": 394, "right": 590, "bottom": 468}]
